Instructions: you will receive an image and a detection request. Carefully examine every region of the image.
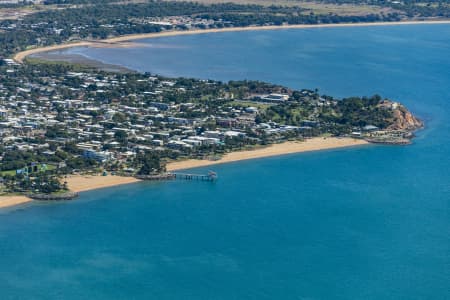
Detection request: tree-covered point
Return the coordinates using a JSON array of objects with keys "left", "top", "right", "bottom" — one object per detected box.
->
[
  {"left": 2, "top": 173, "right": 66, "bottom": 194},
  {"left": 256, "top": 94, "right": 393, "bottom": 132}
]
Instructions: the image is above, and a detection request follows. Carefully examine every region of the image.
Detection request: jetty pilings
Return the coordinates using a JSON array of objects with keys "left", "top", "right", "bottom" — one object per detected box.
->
[
  {"left": 135, "top": 171, "right": 217, "bottom": 182},
  {"left": 28, "top": 192, "right": 79, "bottom": 201}
]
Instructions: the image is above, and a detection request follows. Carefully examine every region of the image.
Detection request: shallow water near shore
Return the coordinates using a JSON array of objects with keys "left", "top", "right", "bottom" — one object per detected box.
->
[{"left": 1, "top": 24, "right": 450, "bottom": 299}]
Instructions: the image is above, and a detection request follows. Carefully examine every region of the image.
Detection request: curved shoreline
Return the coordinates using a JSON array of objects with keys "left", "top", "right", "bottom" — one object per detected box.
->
[
  {"left": 0, "top": 196, "right": 33, "bottom": 209},
  {"left": 13, "top": 20, "right": 450, "bottom": 63},
  {"left": 0, "top": 137, "right": 368, "bottom": 209},
  {"left": 65, "top": 137, "right": 368, "bottom": 191},
  {"left": 165, "top": 137, "right": 368, "bottom": 171}
]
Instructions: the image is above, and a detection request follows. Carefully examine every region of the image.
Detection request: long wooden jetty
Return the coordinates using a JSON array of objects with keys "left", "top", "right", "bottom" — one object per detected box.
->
[
  {"left": 135, "top": 173, "right": 175, "bottom": 181},
  {"left": 171, "top": 171, "right": 217, "bottom": 181},
  {"left": 135, "top": 171, "right": 218, "bottom": 182}
]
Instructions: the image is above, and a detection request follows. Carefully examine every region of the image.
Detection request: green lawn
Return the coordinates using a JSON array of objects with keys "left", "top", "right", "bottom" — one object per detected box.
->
[
  {"left": 0, "top": 164, "right": 57, "bottom": 177},
  {"left": 0, "top": 170, "right": 17, "bottom": 176}
]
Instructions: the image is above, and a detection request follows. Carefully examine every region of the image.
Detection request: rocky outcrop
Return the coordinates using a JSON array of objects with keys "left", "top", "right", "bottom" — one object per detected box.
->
[
  {"left": 29, "top": 192, "right": 79, "bottom": 201},
  {"left": 388, "top": 105, "right": 423, "bottom": 131},
  {"left": 364, "top": 100, "right": 424, "bottom": 145},
  {"left": 377, "top": 100, "right": 423, "bottom": 131}
]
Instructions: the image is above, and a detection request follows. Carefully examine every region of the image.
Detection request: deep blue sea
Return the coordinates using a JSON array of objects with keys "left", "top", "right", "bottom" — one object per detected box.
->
[{"left": 1, "top": 24, "right": 450, "bottom": 299}]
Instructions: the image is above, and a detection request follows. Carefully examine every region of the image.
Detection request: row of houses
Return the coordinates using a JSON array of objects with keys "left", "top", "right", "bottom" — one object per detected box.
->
[{"left": 0, "top": 63, "right": 316, "bottom": 172}]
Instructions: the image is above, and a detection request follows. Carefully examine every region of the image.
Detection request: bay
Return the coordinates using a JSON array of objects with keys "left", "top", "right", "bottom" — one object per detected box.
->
[{"left": 2, "top": 24, "right": 449, "bottom": 299}]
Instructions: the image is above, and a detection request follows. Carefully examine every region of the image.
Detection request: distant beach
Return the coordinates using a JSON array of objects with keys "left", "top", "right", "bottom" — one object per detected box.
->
[
  {"left": 13, "top": 20, "right": 450, "bottom": 63},
  {"left": 29, "top": 51, "right": 136, "bottom": 73},
  {"left": 0, "top": 137, "right": 367, "bottom": 209}
]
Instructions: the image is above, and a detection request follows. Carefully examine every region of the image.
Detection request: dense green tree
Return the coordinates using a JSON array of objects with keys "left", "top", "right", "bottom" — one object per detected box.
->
[
  {"left": 114, "top": 130, "right": 128, "bottom": 146},
  {"left": 137, "top": 152, "right": 164, "bottom": 175}
]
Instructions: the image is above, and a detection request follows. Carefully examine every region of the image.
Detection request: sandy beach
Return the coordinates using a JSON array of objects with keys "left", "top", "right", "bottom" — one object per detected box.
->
[
  {"left": 13, "top": 20, "right": 450, "bottom": 63},
  {"left": 167, "top": 137, "right": 368, "bottom": 171},
  {"left": 0, "top": 196, "right": 32, "bottom": 209},
  {"left": 63, "top": 175, "right": 141, "bottom": 193},
  {"left": 0, "top": 137, "right": 367, "bottom": 209},
  {"left": 66, "top": 138, "right": 368, "bottom": 192},
  {"left": 61, "top": 138, "right": 369, "bottom": 192},
  {"left": 0, "top": 176, "right": 141, "bottom": 209}
]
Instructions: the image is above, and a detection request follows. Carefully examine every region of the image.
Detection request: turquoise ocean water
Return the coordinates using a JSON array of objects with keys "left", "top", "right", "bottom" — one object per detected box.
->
[{"left": 1, "top": 24, "right": 449, "bottom": 299}]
